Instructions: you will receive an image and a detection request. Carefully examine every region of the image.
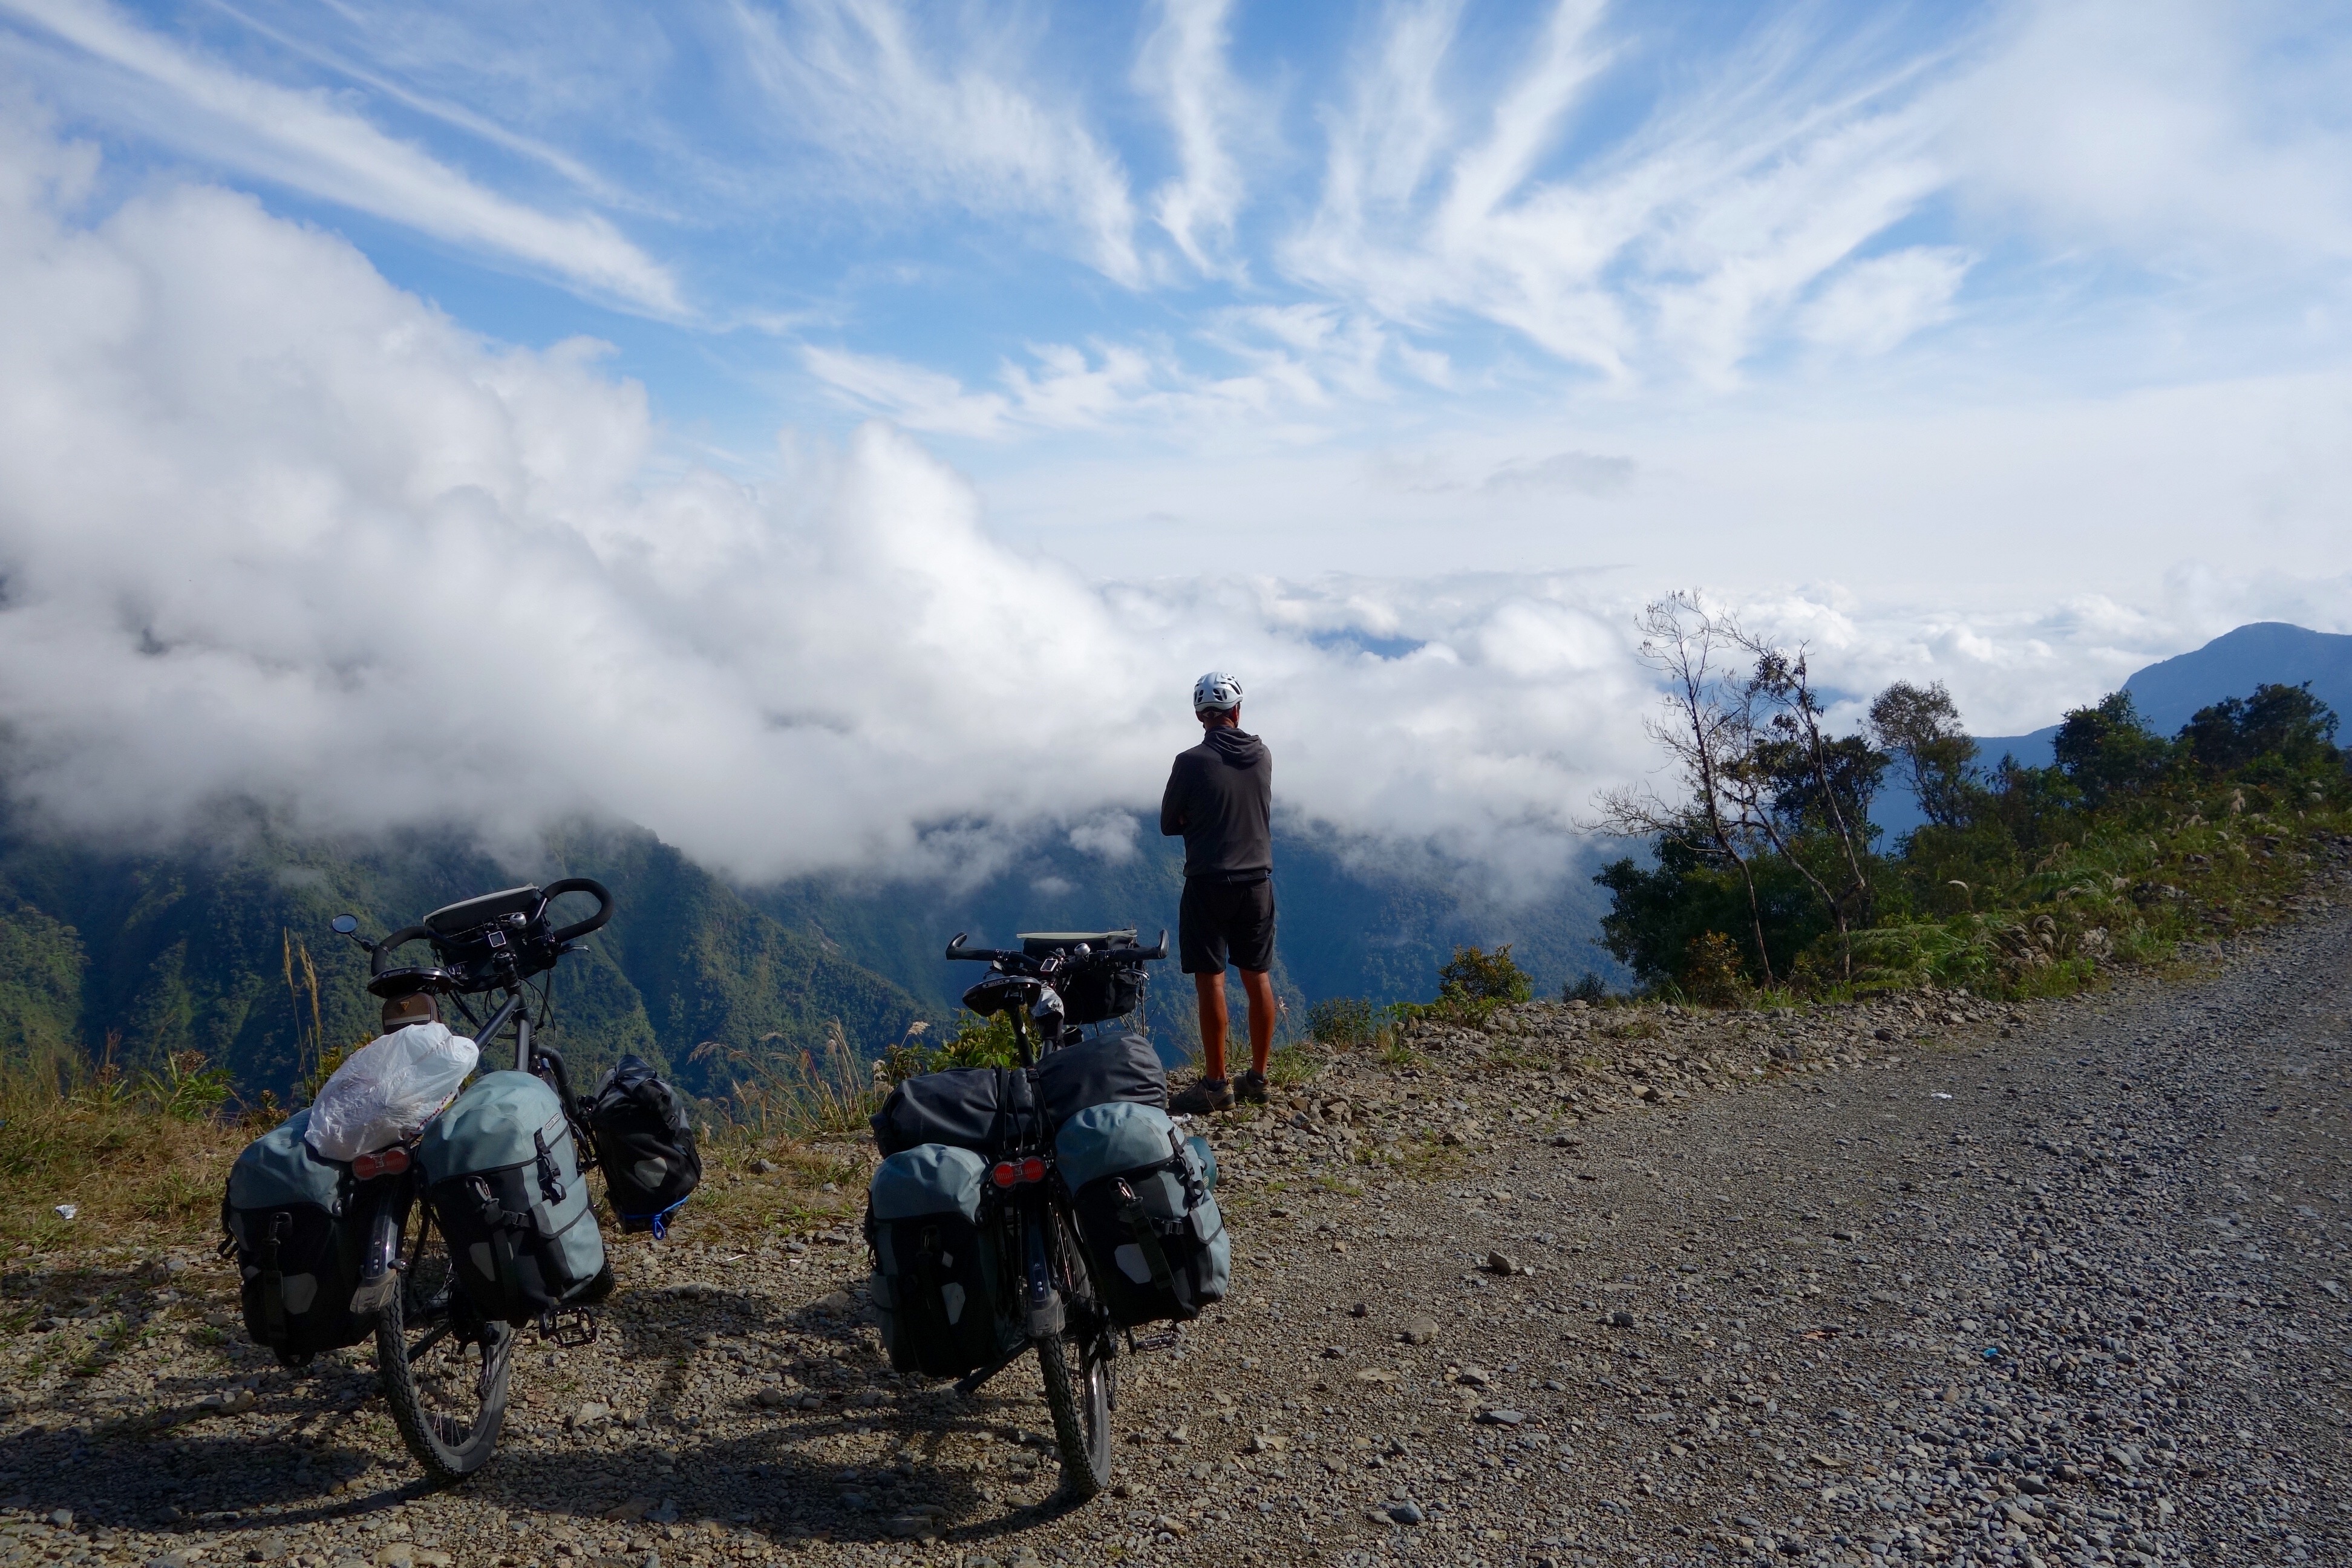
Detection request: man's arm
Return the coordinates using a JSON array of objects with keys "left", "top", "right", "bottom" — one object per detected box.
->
[{"left": 1160, "top": 756, "right": 1189, "bottom": 837}]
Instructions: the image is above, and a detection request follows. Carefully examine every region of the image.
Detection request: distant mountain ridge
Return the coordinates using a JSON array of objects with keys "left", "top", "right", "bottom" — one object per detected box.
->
[
  {"left": 1877, "top": 621, "right": 2352, "bottom": 835},
  {"left": 0, "top": 811, "right": 925, "bottom": 1102},
  {"left": 0, "top": 800, "right": 1619, "bottom": 1097}
]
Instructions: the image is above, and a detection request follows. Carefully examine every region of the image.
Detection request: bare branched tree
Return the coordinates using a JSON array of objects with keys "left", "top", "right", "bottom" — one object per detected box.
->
[
  {"left": 1733, "top": 633, "right": 1880, "bottom": 982},
  {"left": 1592, "top": 592, "right": 1778, "bottom": 985}
]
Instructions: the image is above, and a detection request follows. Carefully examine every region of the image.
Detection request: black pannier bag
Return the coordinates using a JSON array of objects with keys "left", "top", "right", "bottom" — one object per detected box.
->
[
  {"left": 589, "top": 1053, "right": 701, "bottom": 1237},
  {"left": 1032, "top": 1031, "right": 1167, "bottom": 1128},
  {"left": 220, "top": 1108, "right": 370, "bottom": 1363},
  {"left": 871, "top": 1065, "right": 1037, "bottom": 1158},
  {"left": 864, "top": 1144, "right": 1021, "bottom": 1378}
]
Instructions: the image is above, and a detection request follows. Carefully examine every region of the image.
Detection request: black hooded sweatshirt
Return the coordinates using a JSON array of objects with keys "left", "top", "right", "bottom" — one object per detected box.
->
[{"left": 1160, "top": 728, "right": 1272, "bottom": 881}]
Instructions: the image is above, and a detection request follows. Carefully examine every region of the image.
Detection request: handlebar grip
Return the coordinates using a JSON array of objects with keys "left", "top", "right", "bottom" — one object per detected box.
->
[
  {"left": 946, "top": 933, "right": 1008, "bottom": 961},
  {"left": 541, "top": 877, "right": 614, "bottom": 945},
  {"left": 370, "top": 924, "right": 431, "bottom": 976},
  {"left": 1143, "top": 929, "right": 1169, "bottom": 961}
]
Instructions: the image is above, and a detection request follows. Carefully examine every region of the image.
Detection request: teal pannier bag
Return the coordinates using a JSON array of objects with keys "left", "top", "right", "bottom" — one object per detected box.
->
[
  {"left": 1056, "top": 1102, "right": 1229, "bottom": 1327},
  {"left": 419, "top": 1071, "right": 610, "bottom": 1325},
  {"left": 864, "top": 1143, "right": 1018, "bottom": 1378},
  {"left": 220, "top": 1108, "right": 370, "bottom": 1362}
]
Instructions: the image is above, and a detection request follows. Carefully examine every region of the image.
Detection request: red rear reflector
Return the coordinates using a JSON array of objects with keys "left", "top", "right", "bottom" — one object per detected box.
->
[
  {"left": 353, "top": 1146, "right": 410, "bottom": 1180},
  {"left": 1019, "top": 1156, "right": 1047, "bottom": 1184},
  {"left": 991, "top": 1162, "right": 1018, "bottom": 1188}
]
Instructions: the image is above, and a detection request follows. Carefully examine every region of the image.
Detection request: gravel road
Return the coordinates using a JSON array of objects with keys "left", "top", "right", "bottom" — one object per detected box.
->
[{"left": 5, "top": 904, "right": 2348, "bottom": 1568}]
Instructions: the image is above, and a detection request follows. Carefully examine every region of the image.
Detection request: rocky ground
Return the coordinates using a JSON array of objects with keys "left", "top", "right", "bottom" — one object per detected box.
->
[{"left": 5, "top": 901, "right": 2349, "bottom": 1568}]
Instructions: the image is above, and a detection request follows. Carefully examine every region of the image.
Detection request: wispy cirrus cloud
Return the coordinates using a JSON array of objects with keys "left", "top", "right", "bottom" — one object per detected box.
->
[
  {"left": 1283, "top": 2, "right": 1959, "bottom": 385},
  {"left": 0, "top": 0, "right": 680, "bottom": 313},
  {"left": 730, "top": 0, "right": 1143, "bottom": 286},
  {"left": 1137, "top": 0, "right": 1249, "bottom": 278}
]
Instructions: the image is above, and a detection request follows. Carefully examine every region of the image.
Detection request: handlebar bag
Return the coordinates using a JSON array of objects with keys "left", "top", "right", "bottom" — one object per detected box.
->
[
  {"left": 588, "top": 1054, "right": 701, "bottom": 1238},
  {"left": 871, "top": 1066, "right": 1037, "bottom": 1158},
  {"left": 1057, "top": 959, "right": 1147, "bottom": 1027},
  {"left": 1054, "top": 1102, "right": 1229, "bottom": 1328},
  {"left": 863, "top": 1145, "right": 1020, "bottom": 1379},
  {"left": 220, "top": 1109, "right": 371, "bottom": 1362},
  {"left": 1032, "top": 1031, "right": 1167, "bottom": 1131},
  {"left": 420, "top": 1072, "right": 612, "bottom": 1326}
]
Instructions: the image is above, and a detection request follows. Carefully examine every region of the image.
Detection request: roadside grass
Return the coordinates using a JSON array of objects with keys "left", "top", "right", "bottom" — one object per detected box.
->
[{"left": 0, "top": 1053, "right": 253, "bottom": 1254}]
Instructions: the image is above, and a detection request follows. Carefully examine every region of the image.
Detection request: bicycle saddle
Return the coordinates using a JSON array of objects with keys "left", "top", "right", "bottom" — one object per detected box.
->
[{"left": 962, "top": 973, "right": 1048, "bottom": 1017}]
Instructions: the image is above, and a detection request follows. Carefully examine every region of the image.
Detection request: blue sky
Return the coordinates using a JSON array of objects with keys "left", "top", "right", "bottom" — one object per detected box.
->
[{"left": 1, "top": 0, "right": 2349, "bottom": 877}]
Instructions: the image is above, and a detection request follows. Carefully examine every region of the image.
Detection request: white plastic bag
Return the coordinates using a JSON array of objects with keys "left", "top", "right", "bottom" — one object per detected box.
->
[{"left": 304, "top": 1021, "right": 480, "bottom": 1162}]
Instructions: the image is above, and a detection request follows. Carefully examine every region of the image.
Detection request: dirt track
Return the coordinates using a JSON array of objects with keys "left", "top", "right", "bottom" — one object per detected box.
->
[{"left": 4, "top": 904, "right": 2348, "bottom": 1568}]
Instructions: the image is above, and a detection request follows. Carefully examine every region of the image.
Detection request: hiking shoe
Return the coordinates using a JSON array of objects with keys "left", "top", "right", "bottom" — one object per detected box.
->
[
  {"left": 1170, "top": 1077, "right": 1236, "bottom": 1114},
  {"left": 1233, "top": 1069, "right": 1270, "bottom": 1104}
]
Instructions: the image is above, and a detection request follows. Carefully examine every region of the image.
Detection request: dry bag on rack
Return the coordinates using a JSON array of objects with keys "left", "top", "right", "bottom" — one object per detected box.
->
[
  {"left": 1032, "top": 1031, "right": 1166, "bottom": 1129},
  {"left": 220, "top": 1108, "right": 370, "bottom": 1362},
  {"left": 870, "top": 1066, "right": 1036, "bottom": 1158},
  {"left": 1055, "top": 1101, "right": 1229, "bottom": 1327},
  {"left": 588, "top": 1054, "right": 701, "bottom": 1237},
  {"left": 420, "top": 1071, "right": 611, "bottom": 1325},
  {"left": 864, "top": 1143, "right": 1019, "bottom": 1378}
]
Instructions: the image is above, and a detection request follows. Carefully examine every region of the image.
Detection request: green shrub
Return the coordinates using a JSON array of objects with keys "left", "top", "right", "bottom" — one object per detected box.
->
[
  {"left": 1307, "top": 998, "right": 1379, "bottom": 1048},
  {"left": 1437, "top": 944, "right": 1533, "bottom": 1004}
]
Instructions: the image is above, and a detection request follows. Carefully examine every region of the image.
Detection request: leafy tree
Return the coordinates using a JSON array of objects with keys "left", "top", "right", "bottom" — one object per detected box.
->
[
  {"left": 1595, "top": 833, "right": 1821, "bottom": 990},
  {"left": 2178, "top": 682, "right": 2341, "bottom": 774},
  {"left": 1869, "top": 681, "right": 1980, "bottom": 828},
  {"left": 2052, "top": 691, "right": 2171, "bottom": 806}
]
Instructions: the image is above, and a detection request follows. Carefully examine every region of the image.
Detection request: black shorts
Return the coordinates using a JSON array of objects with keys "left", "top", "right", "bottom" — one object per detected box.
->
[{"left": 1179, "top": 876, "right": 1275, "bottom": 975}]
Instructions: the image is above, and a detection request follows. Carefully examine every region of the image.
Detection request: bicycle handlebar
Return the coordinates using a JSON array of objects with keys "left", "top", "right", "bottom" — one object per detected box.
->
[
  {"left": 944, "top": 930, "right": 1168, "bottom": 964},
  {"left": 371, "top": 924, "right": 432, "bottom": 977},
  {"left": 367, "top": 878, "right": 613, "bottom": 976},
  {"left": 540, "top": 878, "right": 614, "bottom": 944}
]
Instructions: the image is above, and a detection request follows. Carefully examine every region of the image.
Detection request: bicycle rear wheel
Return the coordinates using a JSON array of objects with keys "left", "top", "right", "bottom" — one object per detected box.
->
[
  {"left": 1036, "top": 1209, "right": 1112, "bottom": 1500},
  {"left": 377, "top": 1200, "right": 512, "bottom": 1483}
]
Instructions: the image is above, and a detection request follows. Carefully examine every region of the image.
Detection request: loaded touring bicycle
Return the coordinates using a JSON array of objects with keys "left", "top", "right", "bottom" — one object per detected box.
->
[
  {"left": 865, "top": 930, "right": 1232, "bottom": 1500},
  {"left": 221, "top": 881, "right": 698, "bottom": 1483}
]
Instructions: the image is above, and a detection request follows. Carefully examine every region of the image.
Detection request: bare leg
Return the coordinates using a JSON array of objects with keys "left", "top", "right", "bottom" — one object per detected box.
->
[
  {"left": 1193, "top": 970, "right": 1230, "bottom": 1082},
  {"left": 1238, "top": 968, "right": 1276, "bottom": 1076}
]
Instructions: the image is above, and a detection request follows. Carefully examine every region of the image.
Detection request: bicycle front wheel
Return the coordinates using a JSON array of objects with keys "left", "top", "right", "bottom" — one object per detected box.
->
[{"left": 377, "top": 1202, "right": 512, "bottom": 1483}]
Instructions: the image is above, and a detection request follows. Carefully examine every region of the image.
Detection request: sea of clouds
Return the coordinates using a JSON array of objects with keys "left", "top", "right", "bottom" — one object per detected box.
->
[{"left": 2, "top": 113, "right": 2342, "bottom": 898}]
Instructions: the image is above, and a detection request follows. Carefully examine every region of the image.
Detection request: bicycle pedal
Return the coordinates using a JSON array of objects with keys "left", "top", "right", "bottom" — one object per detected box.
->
[
  {"left": 538, "top": 1308, "right": 599, "bottom": 1348},
  {"left": 1127, "top": 1328, "right": 1181, "bottom": 1353}
]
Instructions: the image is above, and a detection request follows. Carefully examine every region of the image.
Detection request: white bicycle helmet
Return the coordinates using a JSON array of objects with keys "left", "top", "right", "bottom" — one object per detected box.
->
[{"left": 1192, "top": 670, "right": 1243, "bottom": 713}]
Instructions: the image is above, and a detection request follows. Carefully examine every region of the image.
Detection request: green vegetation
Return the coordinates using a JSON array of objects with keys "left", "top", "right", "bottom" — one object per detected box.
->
[
  {"left": 1592, "top": 594, "right": 2351, "bottom": 1003},
  {"left": 1436, "top": 942, "right": 1534, "bottom": 1005},
  {"left": 0, "top": 814, "right": 928, "bottom": 1102}
]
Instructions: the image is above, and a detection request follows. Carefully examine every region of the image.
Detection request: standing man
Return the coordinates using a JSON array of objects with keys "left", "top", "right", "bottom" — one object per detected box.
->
[{"left": 1161, "top": 671, "right": 1276, "bottom": 1114}]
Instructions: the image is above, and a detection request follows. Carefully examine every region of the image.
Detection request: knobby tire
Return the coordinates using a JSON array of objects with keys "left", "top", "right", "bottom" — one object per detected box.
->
[
  {"left": 377, "top": 1206, "right": 511, "bottom": 1483},
  {"left": 1036, "top": 1208, "right": 1113, "bottom": 1501}
]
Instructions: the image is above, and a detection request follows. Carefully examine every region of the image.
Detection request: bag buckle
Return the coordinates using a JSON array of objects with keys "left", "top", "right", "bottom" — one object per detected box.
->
[{"left": 537, "top": 1307, "right": 599, "bottom": 1347}]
